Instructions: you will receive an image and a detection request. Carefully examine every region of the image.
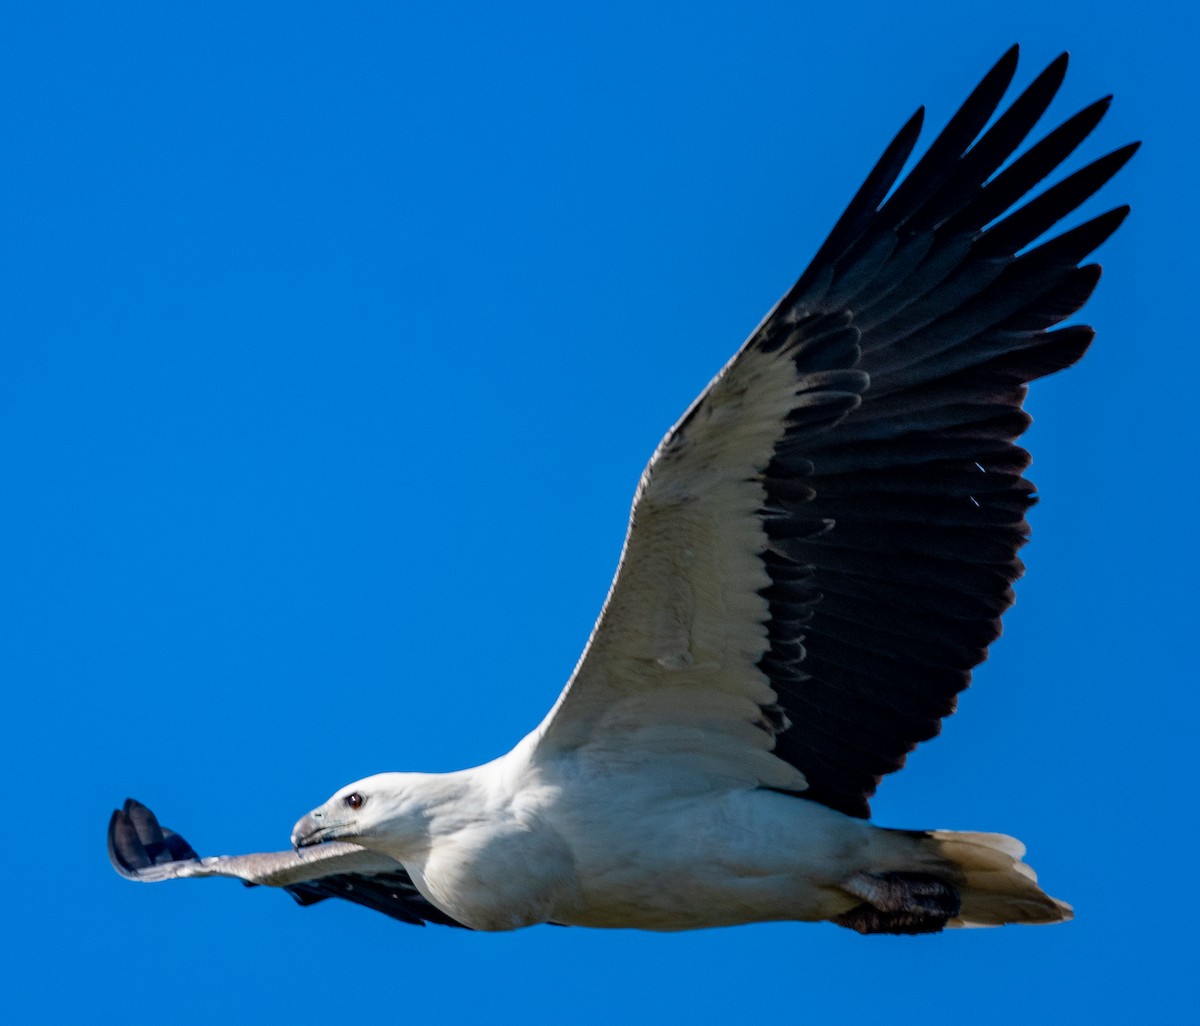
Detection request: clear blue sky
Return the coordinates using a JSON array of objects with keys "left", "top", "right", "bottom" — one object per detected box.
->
[{"left": 4, "top": 2, "right": 1194, "bottom": 1022}]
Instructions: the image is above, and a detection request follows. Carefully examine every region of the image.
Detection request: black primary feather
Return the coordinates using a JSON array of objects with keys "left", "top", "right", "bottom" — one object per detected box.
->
[{"left": 746, "top": 48, "right": 1135, "bottom": 818}]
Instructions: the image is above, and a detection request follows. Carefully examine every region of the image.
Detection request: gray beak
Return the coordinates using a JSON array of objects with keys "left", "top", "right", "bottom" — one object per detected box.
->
[{"left": 291, "top": 813, "right": 325, "bottom": 849}]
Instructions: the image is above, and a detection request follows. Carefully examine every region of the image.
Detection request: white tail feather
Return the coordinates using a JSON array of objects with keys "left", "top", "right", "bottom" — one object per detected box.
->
[{"left": 926, "top": 829, "right": 1073, "bottom": 927}]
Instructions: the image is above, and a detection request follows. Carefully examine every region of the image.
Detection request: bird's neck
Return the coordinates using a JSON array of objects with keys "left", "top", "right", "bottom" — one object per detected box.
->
[{"left": 372, "top": 768, "right": 490, "bottom": 862}]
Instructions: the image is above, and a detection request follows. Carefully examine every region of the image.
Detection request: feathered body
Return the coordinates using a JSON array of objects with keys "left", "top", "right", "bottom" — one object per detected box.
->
[{"left": 298, "top": 739, "right": 1064, "bottom": 933}]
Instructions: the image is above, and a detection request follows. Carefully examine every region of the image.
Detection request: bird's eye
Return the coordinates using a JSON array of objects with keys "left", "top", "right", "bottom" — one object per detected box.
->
[{"left": 344, "top": 792, "right": 364, "bottom": 810}]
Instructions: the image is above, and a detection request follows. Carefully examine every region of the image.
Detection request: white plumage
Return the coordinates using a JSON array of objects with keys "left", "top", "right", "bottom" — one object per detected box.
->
[{"left": 109, "top": 47, "right": 1133, "bottom": 935}]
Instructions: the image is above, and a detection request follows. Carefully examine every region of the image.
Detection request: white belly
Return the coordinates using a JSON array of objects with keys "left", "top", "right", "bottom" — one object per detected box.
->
[{"left": 542, "top": 776, "right": 870, "bottom": 930}]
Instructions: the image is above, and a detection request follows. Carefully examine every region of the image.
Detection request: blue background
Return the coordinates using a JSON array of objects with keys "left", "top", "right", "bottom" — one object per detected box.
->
[{"left": 4, "top": 1, "right": 1195, "bottom": 1022}]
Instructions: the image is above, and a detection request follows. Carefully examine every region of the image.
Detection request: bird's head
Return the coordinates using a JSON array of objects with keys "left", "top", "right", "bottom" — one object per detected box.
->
[{"left": 290, "top": 772, "right": 435, "bottom": 858}]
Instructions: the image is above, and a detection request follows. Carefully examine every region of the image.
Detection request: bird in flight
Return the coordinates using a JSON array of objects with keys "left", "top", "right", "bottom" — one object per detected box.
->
[{"left": 110, "top": 46, "right": 1135, "bottom": 935}]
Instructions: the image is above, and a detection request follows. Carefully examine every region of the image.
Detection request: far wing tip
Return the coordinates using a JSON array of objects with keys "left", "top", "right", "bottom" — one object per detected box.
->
[{"left": 108, "top": 798, "right": 200, "bottom": 882}]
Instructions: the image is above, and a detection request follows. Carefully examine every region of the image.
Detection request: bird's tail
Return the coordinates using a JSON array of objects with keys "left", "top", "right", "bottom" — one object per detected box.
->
[
  {"left": 926, "top": 829, "right": 1072, "bottom": 927},
  {"left": 834, "top": 828, "right": 1072, "bottom": 934}
]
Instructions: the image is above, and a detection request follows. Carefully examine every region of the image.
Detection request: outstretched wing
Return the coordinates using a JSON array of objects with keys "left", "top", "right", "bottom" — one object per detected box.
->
[
  {"left": 108, "top": 799, "right": 467, "bottom": 927},
  {"left": 532, "top": 47, "right": 1135, "bottom": 817}
]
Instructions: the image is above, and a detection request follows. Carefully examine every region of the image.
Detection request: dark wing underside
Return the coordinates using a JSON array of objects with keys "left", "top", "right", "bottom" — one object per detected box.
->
[
  {"left": 749, "top": 48, "right": 1133, "bottom": 816},
  {"left": 280, "top": 871, "right": 466, "bottom": 927},
  {"left": 108, "top": 799, "right": 467, "bottom": 928}
]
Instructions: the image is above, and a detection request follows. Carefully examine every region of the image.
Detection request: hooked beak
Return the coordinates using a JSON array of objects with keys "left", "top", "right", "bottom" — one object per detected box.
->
[{"left": 291, "top": 812, "right": 355, "bottom": 850}]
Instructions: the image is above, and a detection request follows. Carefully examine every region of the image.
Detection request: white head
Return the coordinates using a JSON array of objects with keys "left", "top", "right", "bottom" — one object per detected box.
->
[{"left": 290, "top": 772, "right": 437, "bottom": 859}]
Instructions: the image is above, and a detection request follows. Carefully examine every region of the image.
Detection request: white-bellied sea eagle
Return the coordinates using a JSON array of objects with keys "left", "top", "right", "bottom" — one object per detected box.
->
[{"left": 109, "top": 46, "right": 1135, "bottom": 934}]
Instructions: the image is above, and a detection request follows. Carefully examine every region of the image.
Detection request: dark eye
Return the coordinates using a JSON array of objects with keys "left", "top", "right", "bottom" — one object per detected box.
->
[{"left": 344, "top": 792, "right": 364, "bottom": 810}]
